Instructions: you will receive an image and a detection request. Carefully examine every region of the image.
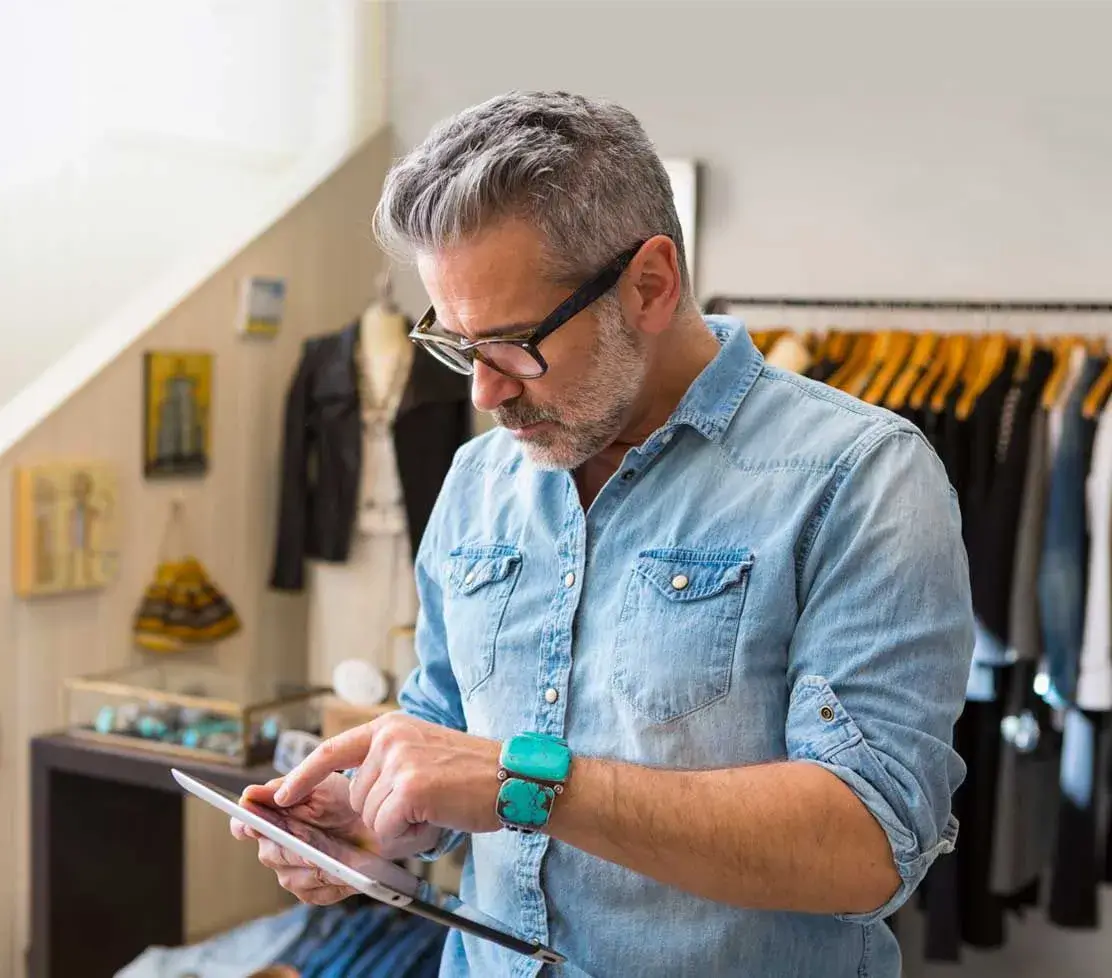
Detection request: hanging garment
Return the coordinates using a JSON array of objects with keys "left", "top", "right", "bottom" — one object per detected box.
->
[
  {"left": 270, "top": 321, "right": 471, "bottom": 592},
  {"left": 1037, "top": 354, "right": 1104, "bottom": 709},
  {"left": 989, "top": 659, "right": 1062, "bottom": 899},
  {"left": 1077, "top": 402, "right": 1112, "bottom": 711},
  {"left": 1047, "top": 709, "right": 1110, "bottom": 928},
  {"left": 763, "top": 333, "right": 811, "bottom": 374},
  {"left": 308, "top": 344, "right": 419, "bottom": 686},
  {"left": 969, "top": 350, "right": 1053, "bottom": 647},
  {"left": 1008, "top": 410, "right": 1051, "bottom": 663}
]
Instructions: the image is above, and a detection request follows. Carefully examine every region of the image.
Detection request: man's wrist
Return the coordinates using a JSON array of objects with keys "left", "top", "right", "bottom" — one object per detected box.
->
[{"left": 495, "top": 732, "right": 572, "bottom": 833}]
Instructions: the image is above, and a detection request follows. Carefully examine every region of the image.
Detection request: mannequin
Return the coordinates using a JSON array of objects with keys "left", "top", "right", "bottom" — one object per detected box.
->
[{"left": 306, "top": 272, "right": 420, "bottom": 691}]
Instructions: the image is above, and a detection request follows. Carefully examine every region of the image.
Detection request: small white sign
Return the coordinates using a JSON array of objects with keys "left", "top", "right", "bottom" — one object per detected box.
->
[{"left": 237, "top": 276, "right": 287, "bottom": 337}]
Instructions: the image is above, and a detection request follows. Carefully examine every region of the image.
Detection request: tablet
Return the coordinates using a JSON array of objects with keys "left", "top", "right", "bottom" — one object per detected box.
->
[{"left": 171, "top": 769, "right": 565, "bottom": 965}]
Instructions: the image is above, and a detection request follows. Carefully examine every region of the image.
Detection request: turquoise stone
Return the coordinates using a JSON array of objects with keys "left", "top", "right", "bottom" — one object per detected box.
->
[
  {"left": 497, "top": 778, "right": 555, "bottom": 827},
  {"left": 500, "top": 734, "right": 571, "bottom": 783}
]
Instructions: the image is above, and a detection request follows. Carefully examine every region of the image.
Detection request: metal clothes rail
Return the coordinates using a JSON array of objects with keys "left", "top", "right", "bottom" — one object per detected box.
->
[{"left": 703, "top": 295, "right": 1112, "bottom": 315}]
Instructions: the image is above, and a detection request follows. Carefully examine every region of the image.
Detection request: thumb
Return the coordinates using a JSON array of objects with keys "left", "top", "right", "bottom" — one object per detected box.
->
[{"left": 241, "top": 781, "right": 283, "bottom": 806}]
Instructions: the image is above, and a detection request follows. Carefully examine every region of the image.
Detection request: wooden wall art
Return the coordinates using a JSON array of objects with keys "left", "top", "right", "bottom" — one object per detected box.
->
[{"left": 13, "top": 461, "right": 120, "bottom": 597}]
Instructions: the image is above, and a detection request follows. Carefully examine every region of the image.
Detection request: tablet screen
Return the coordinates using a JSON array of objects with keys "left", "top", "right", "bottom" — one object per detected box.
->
[
  {"left": 202, "top": 778, "right": 527, "bottom": 938},
  {"left": 175, "top": 769, "right": 565, "bottom": 964},
  {"left": 219, "top": 783, "right": 424, "bottom": 897}
]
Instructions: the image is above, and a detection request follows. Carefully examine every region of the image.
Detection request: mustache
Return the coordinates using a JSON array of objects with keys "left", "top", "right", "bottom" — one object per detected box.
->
[{"left": 492, "top": 401, "right": 561, "bottom": 428}]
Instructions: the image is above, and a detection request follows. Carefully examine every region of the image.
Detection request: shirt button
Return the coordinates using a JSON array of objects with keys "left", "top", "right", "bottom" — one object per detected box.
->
[
  {"left": 621, "top": 470, "right": 635, "bottom": 481},
  {"left": 544, "top": 688, "right": 559, "bottom": 704},
  {"left": 564, "top": 572, "right": 576, "bottom": 588},
  {"left": 464, "top": 570, "right": 476, "bottom": 585},
  {"left": 671, "top": 574, "right": 689, "bottom": 591}
]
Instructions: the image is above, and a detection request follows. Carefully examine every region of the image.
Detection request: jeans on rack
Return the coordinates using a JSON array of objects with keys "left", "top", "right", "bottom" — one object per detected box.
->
[{"left": 1037, "top": 356, "right": 1103, "bottom": 709}]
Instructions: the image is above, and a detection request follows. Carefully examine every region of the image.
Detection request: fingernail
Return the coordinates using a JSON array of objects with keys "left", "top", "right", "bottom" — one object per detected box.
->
[{"left": 273, "top": 786, "right": 289, "bottom": 806}]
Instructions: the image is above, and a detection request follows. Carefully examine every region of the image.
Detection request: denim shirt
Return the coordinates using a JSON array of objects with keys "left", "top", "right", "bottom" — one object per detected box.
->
[{"left": 397, "top": 316, "right": 975, "bottom": 978}]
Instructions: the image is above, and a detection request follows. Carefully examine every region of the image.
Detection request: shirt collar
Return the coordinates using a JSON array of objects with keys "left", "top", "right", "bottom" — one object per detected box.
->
[{"left": 666, "top": 315, "right": 762, "bottom": 442}]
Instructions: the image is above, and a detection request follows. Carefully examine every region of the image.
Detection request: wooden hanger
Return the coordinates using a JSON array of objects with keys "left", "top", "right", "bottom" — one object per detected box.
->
[
  {"left": 1041, "top": 337, "right": 1080, "bottom": 410},
  {"left": 845, "top": 332, "right": 891, "bottom": 398},
  {"left": 1013, "top": 334, "right": 1035, "bottom": 383},
  {"left": 956, "top": 333, "right": 1009, "bottom": 420},
  {"left": 863, "top": 332, "right": 915, "bottom": 405},
  {"left": 827, "top": 333, "right": 872, "bottom": 390},
  {"left": 909, "top": 335, "right": 951, "bottom": 410},
  {"left": 1083, "top": 338, "right": 1112, "bottom": 418},
  {"left": 886, "top": 333, "right": 940, "bottom": 411},
  {"left": 930, "top": 334, "right": 973, "bottom": 413}
]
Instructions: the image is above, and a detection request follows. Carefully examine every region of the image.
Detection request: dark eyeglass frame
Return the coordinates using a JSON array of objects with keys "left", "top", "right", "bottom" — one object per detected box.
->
[{"left": 408, "top": 239, "right": 648, "bottom": 380}]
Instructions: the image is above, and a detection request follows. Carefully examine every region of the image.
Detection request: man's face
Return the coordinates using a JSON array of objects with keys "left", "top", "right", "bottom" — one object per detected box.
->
[{"left": 417, "top": 222, "right": 649, "bottom": 469}]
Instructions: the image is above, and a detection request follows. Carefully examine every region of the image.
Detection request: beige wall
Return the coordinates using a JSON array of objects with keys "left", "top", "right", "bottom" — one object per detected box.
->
[{"left": 0, "top": 128, "right": 394, "bottom": 973}]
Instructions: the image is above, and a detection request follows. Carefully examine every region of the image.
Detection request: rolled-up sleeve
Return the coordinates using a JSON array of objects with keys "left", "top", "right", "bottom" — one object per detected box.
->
[{"left": 786, "top": 424, "right": 974, "bottom": 924}]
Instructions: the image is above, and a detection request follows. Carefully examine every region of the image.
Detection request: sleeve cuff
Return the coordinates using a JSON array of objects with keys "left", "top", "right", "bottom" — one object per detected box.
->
[
  {"left": 803, "top": 755, "right": 958, "bottom": 924},
  {"left": 415, "top": 828, "right": 467, "bottom": 862},
  {"left": 787, "top": 676, "right": 959, "bottom": 925}
]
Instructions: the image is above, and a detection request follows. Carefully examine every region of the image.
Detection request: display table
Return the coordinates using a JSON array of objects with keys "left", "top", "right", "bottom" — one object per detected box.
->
[{"left": 28, "top": 732, "right": 278, "bottom": 978}]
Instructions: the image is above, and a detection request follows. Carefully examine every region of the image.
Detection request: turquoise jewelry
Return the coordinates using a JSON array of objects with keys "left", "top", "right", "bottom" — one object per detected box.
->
[{"left": 495, "top": 732, "right": 572, "bottom": 833}]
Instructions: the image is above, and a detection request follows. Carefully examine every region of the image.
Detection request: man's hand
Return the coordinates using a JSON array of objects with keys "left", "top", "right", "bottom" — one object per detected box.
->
[
  {"left": 274, "top": 713, "right": 502, "bottom": 848},
  {"left": 229, "top": 771, "right": 441, "bottom": 905}
]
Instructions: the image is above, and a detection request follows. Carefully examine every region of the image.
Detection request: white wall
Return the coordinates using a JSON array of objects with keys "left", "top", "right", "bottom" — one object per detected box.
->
[
  {"left": 386, "top": 2, "right": 1112, "bottom": 976},
  {"left": 386, "top": 0, "right": 1112, "bottom": 311},
  {"left": 0, "top": 0, "right": 385, "bottom": 421}
]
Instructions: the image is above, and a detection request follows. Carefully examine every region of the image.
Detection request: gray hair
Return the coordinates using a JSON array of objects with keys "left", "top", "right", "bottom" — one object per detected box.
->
[{"left": 373, "top": 90, "right": 691, "bottom": 301}]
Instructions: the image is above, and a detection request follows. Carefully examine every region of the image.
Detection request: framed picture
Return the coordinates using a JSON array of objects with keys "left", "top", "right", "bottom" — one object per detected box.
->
[
  {"left": 143, "top": 351, "right": 213, "bottom": 478},
  {"left": 13, "top": 461, "right": 120, "bottom": 597},
  {"left": 237, "top": 275, "right": 287, "bottom": 337},
  {"left": 662, "top": 159, "right": 699, "bottom": 288}
]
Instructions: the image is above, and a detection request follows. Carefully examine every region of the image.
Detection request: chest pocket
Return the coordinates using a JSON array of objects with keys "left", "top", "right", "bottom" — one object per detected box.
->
[
  {"left": 443, "top": 544, "right": 522, "bottom": 697},
  {"left": 612, "top": 547, "right": 753, "bottom": 723}
]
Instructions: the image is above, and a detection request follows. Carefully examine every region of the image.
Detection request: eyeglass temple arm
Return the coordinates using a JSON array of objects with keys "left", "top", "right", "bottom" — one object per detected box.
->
[{"left": 530, "top": 245, "right": 643, "bottom": 345}]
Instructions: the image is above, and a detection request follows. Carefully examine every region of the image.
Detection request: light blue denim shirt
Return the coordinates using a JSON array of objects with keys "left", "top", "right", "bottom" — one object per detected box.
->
[{"left": 397, "top": 316, "right": 975, "bottom": 978}]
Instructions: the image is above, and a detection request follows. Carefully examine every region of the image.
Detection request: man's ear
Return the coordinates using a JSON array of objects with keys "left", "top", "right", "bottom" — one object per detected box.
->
[{"left": 625, "top": 234, "right": 684, "bottom": 336}]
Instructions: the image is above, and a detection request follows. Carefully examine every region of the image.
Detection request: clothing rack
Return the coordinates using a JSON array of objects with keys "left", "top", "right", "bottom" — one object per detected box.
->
[{"left": 703, "top": 295, "right": 1112, "bottom": 315}]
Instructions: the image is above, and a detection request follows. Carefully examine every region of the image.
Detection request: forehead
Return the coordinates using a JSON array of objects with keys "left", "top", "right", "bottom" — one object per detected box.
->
[{"left": 416, "top": 221, "right": 564, "bottom": 339}]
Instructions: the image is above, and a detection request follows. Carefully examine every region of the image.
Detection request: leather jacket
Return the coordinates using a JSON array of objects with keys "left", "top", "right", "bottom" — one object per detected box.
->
[{"left": 269, "top": 321, "right": 470, "bottom": 591}]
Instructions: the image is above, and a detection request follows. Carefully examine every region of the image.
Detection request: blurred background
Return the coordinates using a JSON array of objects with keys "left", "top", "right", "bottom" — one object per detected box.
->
[{"left": 1, "top": 2, "right": 1110, "bottom": 976}]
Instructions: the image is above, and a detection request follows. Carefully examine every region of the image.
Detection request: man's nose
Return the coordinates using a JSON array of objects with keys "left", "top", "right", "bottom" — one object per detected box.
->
[{"left": 471, "top": 360, "right": 522, "bottom": 413}]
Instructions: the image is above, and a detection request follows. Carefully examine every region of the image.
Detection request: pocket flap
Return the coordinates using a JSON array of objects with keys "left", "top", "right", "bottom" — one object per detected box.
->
[
  {"left": 447, "top": 545, "right": 522, "bottom": 595},
  {"left": 633, "top": 548, "right": 753, "bottom": 601}
]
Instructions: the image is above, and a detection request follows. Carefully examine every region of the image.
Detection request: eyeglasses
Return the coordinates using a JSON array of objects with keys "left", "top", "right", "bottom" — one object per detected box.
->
[{"left": 408, "top": 240, "right": 646, "bottom": 380}]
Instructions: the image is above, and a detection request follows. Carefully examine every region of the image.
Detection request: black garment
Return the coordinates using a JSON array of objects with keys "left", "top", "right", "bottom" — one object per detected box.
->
[
  {"left": 968, "top": 350, "right": 1054, "bottom": 644},
  {"left": 1048, "top": 711, "right": 1109, "bottom": 929},
  {"left": 270, "top": 322, "right": 471, "bottom": 591}
]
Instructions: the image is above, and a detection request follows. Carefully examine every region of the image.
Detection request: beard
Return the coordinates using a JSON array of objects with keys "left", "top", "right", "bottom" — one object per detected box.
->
[{"left": 492, "top": 302, "right": 648, "bottom": 470}]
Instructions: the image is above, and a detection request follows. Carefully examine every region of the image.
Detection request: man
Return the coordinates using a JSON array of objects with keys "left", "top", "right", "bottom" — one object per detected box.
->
[{"left": 235, "top": 91, "right": 974, "bottom": 977}]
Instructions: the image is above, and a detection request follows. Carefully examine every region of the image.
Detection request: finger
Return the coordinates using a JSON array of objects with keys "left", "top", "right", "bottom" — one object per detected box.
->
[
  {"left": 257, "top": 838, "right": 312, "bottom": 871},
  {"left": 348, "top": 753, "right": 383, "bottom": 818},
  {"left": 373, "top": 785, "right": 415, "bottom": 844},
  {"left": 275, "top": 869, "right": 353, "bottom": 906},
  {"left": 242, "top": 781, "right": 283, "bottom": 805},
  {"left": 230, "top": 819, "right": 261, "bottom": 842},
  {"left": 275, "top": 863, "right": 348, "bottom": 897},
  {"left": 361, "top": 772, "right": 400, "bottom": 842},
  {"left": 275, "top": 726, "right": 373, "bottom": 807}
]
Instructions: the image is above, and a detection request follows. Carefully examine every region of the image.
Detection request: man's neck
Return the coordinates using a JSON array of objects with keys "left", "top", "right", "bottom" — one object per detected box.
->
[{"left": 575, "top": 312, "right": 720, "bottom": 509}]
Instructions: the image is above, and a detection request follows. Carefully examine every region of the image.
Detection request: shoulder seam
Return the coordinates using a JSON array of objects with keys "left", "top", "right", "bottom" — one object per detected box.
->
[{"left": 794, "top": 417, "right": 908, "bottom": 582}]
